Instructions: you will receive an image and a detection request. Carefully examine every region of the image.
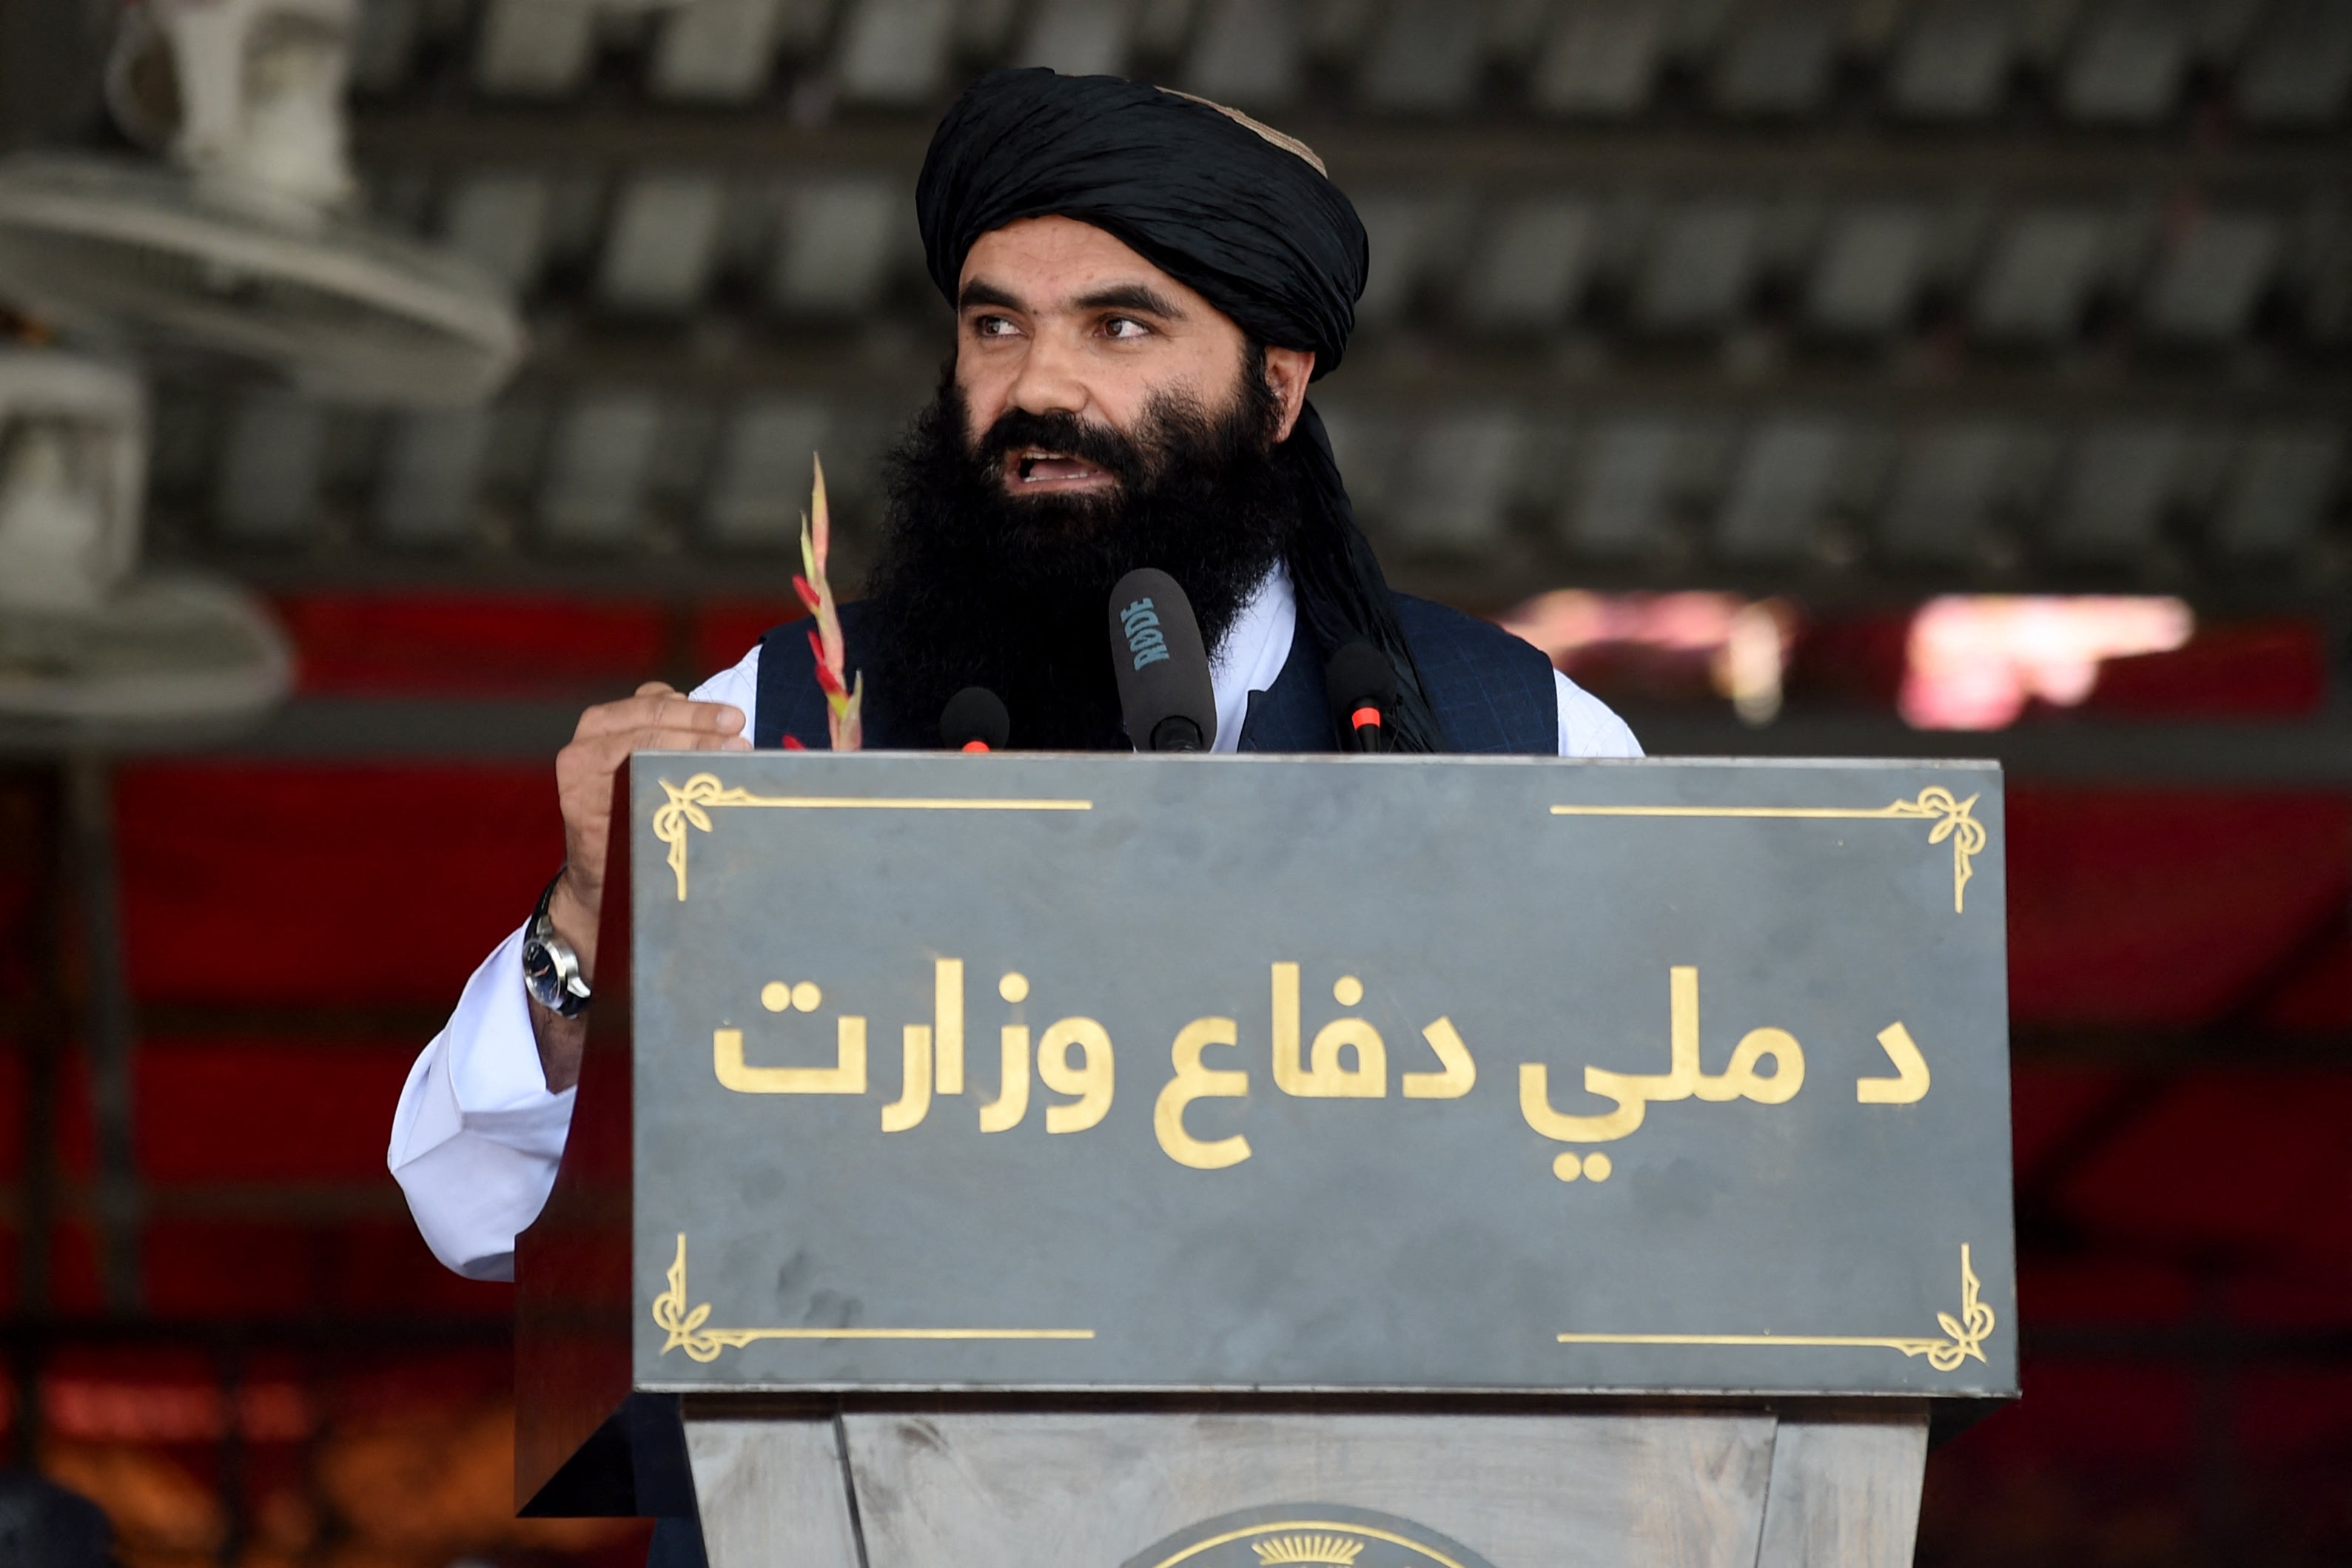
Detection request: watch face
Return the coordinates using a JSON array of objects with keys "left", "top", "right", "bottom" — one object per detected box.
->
[
  {"left": 522, "top": 938, "right": 557, "bottom": 1001},
  {"left": 523, "top": 930, "right": 577, "bottom": 1011}
]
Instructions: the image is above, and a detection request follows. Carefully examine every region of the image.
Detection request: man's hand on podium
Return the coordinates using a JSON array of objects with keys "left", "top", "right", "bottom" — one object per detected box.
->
[{"left": 532, "top": 681, "right": 750, "bottom": 1090}]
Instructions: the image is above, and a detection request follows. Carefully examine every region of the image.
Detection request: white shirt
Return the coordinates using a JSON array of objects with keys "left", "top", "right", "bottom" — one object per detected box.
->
[{"left": 386, "top": 571, "right": 1641, "bottom": 1279}]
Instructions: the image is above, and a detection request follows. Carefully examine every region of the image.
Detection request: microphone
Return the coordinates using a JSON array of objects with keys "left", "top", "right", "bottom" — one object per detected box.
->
[
  {"left": 940, "top": 687, "right": 1011, "bottom": 752},
  {"left": 1107, "top": 568, "right": 1216, "bottom": 753},
  {"left": 1325, "top": 640, "right": 1398, "bottom": 753}
]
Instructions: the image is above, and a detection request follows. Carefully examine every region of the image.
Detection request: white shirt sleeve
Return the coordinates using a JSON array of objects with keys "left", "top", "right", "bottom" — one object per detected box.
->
[
  {"left": 688, "top": 644, "right": 762, "bottom": 731},
  {"left": 1556, "top": 670, "right": 1643, "bottom": 758},
  {"left": 386, "top": 647, "right": 765, "bottom": 1280},
  {"left": 386, "top": 926, "right": 574, "bottom": 1280}
]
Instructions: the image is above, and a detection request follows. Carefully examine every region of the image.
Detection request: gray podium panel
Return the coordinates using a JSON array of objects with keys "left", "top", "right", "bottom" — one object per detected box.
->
[
  {"left": 626, "top": 752, "right": 2014, "bottom": 1403},
  {"left": 680, "top": 1416, "right": 858, "bottom": 1567},
  {"left": 679, "top": 1407, "right": 1931, "bottom": 1568},
  {"left": 1755, "top": 1410, "right": 1931, "bottom": 1567},
  {"left": 847, "top": 1411, "right": 1776, "bottom": 1568}
]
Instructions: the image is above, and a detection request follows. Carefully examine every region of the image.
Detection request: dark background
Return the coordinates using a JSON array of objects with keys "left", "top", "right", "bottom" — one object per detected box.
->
[{"left": 1, "top": 1, "right": 2346, "bottom": 1565}]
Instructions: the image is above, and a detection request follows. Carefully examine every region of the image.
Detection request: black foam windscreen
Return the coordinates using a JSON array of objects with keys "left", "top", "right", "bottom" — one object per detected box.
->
[
  {"left": 1325, "top": 639, "right": 1400, "bottom": 711},
  {"left": 1106, "top": 568, "right": 1216, "bottom": 753},
  {"left": 1325, "top": 639, "right": 1400, "bottom": 752},
  {"left": 939, "top": 686, "right": 1012, "bottom": 751}
]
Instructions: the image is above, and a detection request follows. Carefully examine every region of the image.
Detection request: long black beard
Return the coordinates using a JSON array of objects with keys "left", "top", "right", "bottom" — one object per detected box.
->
[{"left": 863, "top": 363, "right": 1295, "bottom": 750}]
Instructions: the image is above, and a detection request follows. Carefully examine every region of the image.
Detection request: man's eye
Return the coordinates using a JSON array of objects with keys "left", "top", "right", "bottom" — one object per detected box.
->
[
  {"left": 1103, "top": 316, "right": 1152, "bottom": 340},
  {"left": 972, "top": 314, "right": 1017, "bottom": 337}
]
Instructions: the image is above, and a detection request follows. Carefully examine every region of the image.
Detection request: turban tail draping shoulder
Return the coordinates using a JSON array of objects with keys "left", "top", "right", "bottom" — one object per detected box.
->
[{"left": 916, "top": 67, "right": 1447, "bottom": 751}]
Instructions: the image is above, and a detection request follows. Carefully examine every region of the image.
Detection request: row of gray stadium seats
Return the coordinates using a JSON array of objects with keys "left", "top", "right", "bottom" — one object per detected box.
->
[
  {"left": 357, "top": 0, "right": 2352, "bottom": 127},
  {"left": 161, "top": 384, "right": 2340, "bottom": 571},
  {"left": 376, "top": 161, "right": 2344, "bottom": 346}
]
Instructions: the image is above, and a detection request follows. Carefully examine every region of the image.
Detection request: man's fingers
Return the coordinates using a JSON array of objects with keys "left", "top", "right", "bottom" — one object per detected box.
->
[
  {"left": 581, "top": 696, "right": 742, "bottom": 736},
  {"left": 562, "top": 727, "right": 755, "bottom": 778},
  {"left": 655, "top": 694, "right": 747, "bottom": 733},
  {"left": 635, "top": 681, "right": 678, "bottom": 699},
  {"left": 574, "top": 694, "right": 746, "bottom": 741},
  {"left": 621, "top": 725, "right": 750, "bottom": 753}
]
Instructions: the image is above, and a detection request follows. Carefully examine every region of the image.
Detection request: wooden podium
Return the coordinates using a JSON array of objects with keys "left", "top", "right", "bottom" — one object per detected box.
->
[{"left": 517, "top": 751, "right": 2016, "bottom": 1568}]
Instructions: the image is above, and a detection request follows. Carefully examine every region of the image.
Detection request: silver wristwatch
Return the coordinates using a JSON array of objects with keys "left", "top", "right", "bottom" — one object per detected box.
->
[{"left": 522, "top": 869, "right": 592, "bottom": 1018}]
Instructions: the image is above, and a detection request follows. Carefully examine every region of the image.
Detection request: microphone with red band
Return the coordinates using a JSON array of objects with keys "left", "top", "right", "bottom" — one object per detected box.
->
[
  {"left": 1107, "top": 568, "right": 1217, "bottom": 753},
  {"left": 940, "top": 686, "right": 1011, "bottom": 752},
  {"left": 1325, "top": 639, "right": 1400, "bottom": 753}
]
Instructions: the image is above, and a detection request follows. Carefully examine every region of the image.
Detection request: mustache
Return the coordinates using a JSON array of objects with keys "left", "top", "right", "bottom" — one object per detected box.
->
[
  {"left": 971, "top": 407, "right": 1147, "bottom": 485},
  {"left": 864, "top": 366, "right": 1297, "bottom": 750}
]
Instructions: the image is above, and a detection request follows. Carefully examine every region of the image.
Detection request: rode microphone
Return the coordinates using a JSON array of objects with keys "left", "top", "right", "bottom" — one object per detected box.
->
[
  {"left": 1107, "top": 568, "right": 1216, "bottom": 753},
  {"left": 1325, "top": 639, "right": 1399, "bottom": 753},
  {"left": 939, "top": 687, "right": 1011, "bottom": 752}
]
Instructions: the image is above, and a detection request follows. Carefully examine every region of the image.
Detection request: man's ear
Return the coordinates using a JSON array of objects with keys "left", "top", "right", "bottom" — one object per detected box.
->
[{"left": 1262, "top": 345, "right": 1314, "bottom": 443}]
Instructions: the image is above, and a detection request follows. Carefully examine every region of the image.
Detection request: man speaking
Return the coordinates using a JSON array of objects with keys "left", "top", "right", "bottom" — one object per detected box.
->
[{"left": 389, "top": 70, "right": 1636, "bottom": 1285}]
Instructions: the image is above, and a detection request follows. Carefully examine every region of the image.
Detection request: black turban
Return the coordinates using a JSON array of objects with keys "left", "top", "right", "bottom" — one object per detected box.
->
[{"left": 915, "top": 69, "right": 1448, "bottom": 752}]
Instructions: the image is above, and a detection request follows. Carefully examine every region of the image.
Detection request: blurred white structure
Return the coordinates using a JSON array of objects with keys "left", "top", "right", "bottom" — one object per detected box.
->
[
  {"left": 0, "top": 351, "right": 290, "bottom": 735},
  {"left": 0, "top": 0, "right": 523, "bottom": 405}
]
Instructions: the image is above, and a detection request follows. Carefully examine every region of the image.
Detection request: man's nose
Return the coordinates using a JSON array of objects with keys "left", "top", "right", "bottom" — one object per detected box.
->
[{"left": 1004, "top": 329, "right": 1089, "bottom": 419}]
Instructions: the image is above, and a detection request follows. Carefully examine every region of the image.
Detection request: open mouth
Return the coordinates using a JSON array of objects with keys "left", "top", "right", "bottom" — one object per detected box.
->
[{"left": 1009, "top": 448, "right": 1112, "bottom": 488}]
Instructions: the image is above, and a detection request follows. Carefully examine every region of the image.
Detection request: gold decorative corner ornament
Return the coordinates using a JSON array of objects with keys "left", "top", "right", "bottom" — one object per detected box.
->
[
  {"left": 1558, "top": 1244, "right": 1997, "bottom": 1370},
  {"left": 653, "top": 775, "right": 742, "bottom": 904},
  {"left": 652, "top": 1231, "right": 747, "bottom": 1363},
  {"left": 650, "top": 773, "right": 1093, "bottom": 901},
  {"left": 1884, "top": 787, "right": 1988, "bottom": 915},
  {"left": 651, "top": 1234, "right": 1093, "bottom": 1356},
  {"left": 1550, "top": 786, "right": 1989, "bottom": 912},
  {"left": 1907, "top": 1242, "right": 1999, "bottom": 1371}
]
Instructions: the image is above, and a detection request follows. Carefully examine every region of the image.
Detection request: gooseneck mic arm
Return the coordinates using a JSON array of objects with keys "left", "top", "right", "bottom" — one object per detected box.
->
[{"left": 1107, "top": 568, "right": 1217, "bottom": 753}]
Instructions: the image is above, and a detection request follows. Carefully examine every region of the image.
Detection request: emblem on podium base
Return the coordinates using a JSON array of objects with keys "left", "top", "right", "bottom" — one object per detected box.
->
[{"left": 1127, "top": 1504, "right": 1498, "bottom": 1568}]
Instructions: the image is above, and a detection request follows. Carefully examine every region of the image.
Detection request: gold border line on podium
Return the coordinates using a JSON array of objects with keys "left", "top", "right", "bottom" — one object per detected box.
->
[
  {"left": 1550, "top": 787, "right": 1988, "bottom": 912},
  {"left": 650, "top": 1234, "right": 1994, "bottom": 1373},
  {"left": 1556, "top": 1244, "right": 1997, "bottom": 1372},
  {"left": 651, "top": 1235, "right": 1094, "bottom": 1362},
  {"left": 652, "top": 773, "right": 1094, "bottom": 901}
]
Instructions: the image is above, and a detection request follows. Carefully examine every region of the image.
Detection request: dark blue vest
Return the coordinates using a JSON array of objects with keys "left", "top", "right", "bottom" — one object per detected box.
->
[{"left": 753, "top": 594, "right": 1557, "bottom": 754}]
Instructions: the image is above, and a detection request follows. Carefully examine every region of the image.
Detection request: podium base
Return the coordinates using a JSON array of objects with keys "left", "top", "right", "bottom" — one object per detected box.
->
[{"left": 681, "top": 1405, "right": 1928, "bottom": 1568}]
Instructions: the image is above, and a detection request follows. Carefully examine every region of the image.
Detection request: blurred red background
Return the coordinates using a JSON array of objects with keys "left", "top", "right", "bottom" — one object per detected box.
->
[{"left": 3, "top": 590, "right": 2346, "bottom": 1568}]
